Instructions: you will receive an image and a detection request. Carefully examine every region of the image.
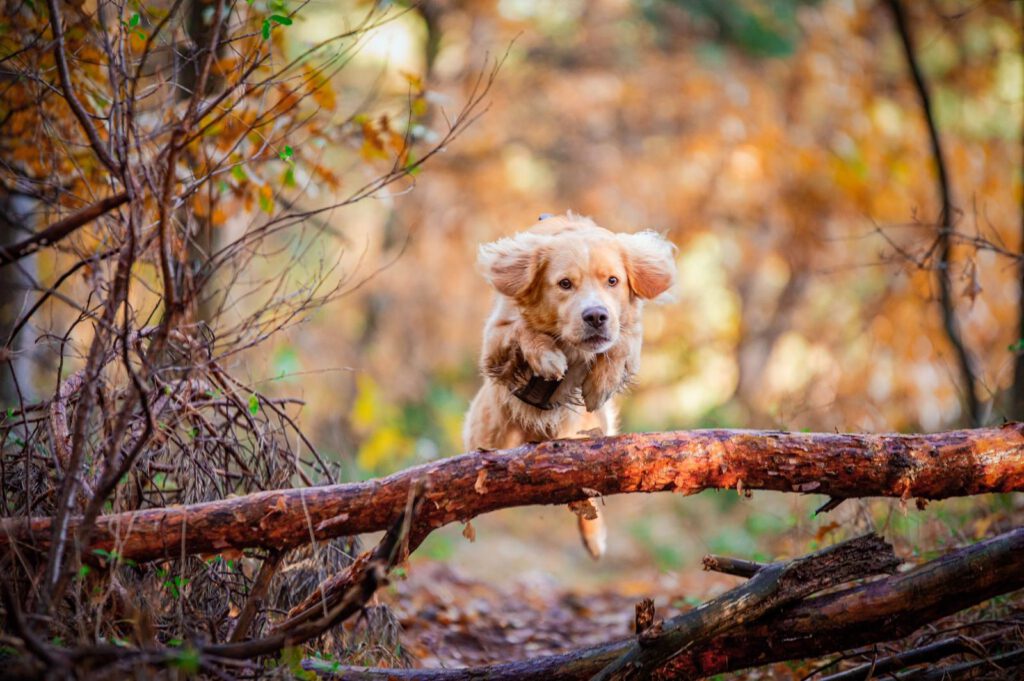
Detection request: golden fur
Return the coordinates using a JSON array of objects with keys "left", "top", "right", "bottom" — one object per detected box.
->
[{"left": 463, "top": 213, "right": 677, "bottom": 557}]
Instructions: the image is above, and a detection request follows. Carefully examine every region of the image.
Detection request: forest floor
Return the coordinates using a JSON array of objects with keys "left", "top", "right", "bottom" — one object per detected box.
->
[
  {"left": 379, "top": 559, "right": 1024, "bottom": 679},
  {"left": 349, "top": 493, "right": 1024, "bottom": 679},
  {"left": 385, "top": 560, "right": 733, "bottom": 669}
]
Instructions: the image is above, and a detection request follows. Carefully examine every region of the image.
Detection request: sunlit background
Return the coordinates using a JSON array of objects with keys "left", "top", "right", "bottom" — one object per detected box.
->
[
  {"left": 196, "top": 0, "right": 1022, "bottom": 586},
  {"left": 11, "top": 0, "right": 1021, "bottom": 587}
]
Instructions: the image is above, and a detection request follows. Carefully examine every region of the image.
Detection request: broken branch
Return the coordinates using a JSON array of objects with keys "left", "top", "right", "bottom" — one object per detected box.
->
[{"left": 593, "top": 534, "right": 899, "bottom": 680}]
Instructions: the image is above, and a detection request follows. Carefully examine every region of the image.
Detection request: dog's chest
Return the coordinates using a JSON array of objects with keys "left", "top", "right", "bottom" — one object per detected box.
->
[{"left": 503, "top": 359, "right": 592, "bottom": 440}]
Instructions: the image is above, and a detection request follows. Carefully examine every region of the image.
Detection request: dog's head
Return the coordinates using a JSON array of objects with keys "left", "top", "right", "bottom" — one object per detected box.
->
[{"left": 478, "top": 214, "right": 676, "bottom": 354}]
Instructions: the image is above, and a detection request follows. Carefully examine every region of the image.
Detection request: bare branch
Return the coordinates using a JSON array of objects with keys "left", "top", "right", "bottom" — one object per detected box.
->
[
  {"left": 0, "top": 192, "right": 128, "bottom": 267},
  {"left": 45, "top": 0, "right": 122, "bottom": 179},
  {"left": 886, "top": 0, "right": 980, "bottom": 425}
]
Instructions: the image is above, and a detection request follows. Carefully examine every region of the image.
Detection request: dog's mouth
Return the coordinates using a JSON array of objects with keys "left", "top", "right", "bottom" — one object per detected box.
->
[{"left": 580, "top": 333, "right": 613, "bottom": 351}]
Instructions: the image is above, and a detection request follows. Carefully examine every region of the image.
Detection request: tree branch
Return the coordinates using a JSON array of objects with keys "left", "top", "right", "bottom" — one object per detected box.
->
[
  {"left": 2, "top": 426, "right": 1023, "bottom": 565},
  {"left": 701, "top": 554, "right": 764, "bottom": 578},
  {"left": 886, "top": 0, "right": 980, "bottom": 425},
  {"left": 0, "top": 192, "right": 129, "bottom": 267},
  {"left": 9, "top": 483, "right": 426, "bottom": 677},
  {"left": 819, "top": 628, "right": 1012, "bottom": 681},
  {"left": 45, "top": 0, "right": 122, "bottom": 179}
]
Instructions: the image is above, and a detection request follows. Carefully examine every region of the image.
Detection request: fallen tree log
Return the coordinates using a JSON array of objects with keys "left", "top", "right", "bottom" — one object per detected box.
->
[
  {"left": 3, "top": 426, "right": 1024, "bottom": 564},
  {"left": 817, "top": 628, "right": 1014, "bottom": 681},
  {"left": 592, "top": 533, "right": 901, "bottom": 680},
  {"left": 306, "top": 526, "right": 1024, "bottom": 680}
]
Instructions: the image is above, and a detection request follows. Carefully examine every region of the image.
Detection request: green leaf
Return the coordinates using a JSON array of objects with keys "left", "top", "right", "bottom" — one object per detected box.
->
[
  {"left": 1009, "top": 339, "right": 1024, "bottom": 353},
  {"left": 173, "top": 648, "right": 201, "bottom": 674},
  {"left": 261, "top": 19, "right": 271, "bottom": 40},
  {"left": 258, "top": 188, "right": 273, "bottom": 213},
  {"left": 77, "top": 565, "right": 91, "bottom": 579},
  {"left": 278, "top": 145, "right": 293, "bottom": 162},
  {"left": 281, "top": 646, "right": 314, "bottom": 680},
  {"left": 404, "top": 152, "right": 421, "bottom": 176},
  {"left": 248, "top": 394, "right": 260, "bottom": 415},
  {"left": 129, "top": 12, "right": 140, "bottom": 27},
  {"left": 283, "top": 166, "right": 296, "bottom": 187},
  {"left": 231, "top": 164, "right": 248, "bottom": 182},
  {"left": 269, "top": 14, "right": 293, "bottom": 26}
]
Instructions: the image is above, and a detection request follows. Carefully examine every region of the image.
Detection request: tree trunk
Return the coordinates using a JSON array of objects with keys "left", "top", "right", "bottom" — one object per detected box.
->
[
  {"left": 1, "top": 192, "right": 38, "bottom": 406},
  {"left": 3, "top": 426, "right": 1024, "bottom": 564}
]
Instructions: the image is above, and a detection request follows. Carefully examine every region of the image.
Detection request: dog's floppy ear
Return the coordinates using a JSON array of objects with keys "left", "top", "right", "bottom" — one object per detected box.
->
[
  {"left": 617, "top": 231, "right": 677, "bottom": 299},
  {"left": 478, "top": 233, "right": 547, "bottom": 298}
]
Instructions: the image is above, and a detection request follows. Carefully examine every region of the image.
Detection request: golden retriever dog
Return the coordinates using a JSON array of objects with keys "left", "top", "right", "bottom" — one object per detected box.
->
[{"left": 463, "top": 212, "right": 676, "bottom": 558}]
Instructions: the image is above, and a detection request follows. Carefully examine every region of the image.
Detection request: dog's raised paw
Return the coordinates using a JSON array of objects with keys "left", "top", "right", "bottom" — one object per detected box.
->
[{"left": 528, "top": 347, "right": 568, "bottom": 381}]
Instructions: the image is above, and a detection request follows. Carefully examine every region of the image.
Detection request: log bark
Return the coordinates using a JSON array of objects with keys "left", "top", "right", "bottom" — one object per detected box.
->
[
  {"left": 593, "top": 534, "right": 900, "bottom": 680},
  {"left": 304, "top": 527, "right": 1024, "bottom": 680},
  {"left": 3, "top": 426, "right": 1024, "bottom": 564},
  {"left": 818, "top": 629, "right": 1012, "bottom": 681}
]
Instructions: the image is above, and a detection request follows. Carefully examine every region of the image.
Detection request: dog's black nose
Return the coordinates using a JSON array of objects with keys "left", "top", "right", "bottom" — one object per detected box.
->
[{"left": 582, "top": 306, "right": 609, "bottom": 329}]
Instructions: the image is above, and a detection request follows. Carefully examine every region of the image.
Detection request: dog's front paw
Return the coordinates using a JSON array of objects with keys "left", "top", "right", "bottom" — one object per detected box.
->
[
  {"left": 530, "top": 347, "right": 568, "bottom": 380},
  {"left": 520, "top": 332, "right": 567, "bottom": 380}
]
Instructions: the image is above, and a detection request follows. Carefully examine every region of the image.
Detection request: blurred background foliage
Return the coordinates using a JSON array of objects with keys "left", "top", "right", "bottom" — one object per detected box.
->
[
  {"left": 269, "top": 0, "right": 1022, "bottom": 474},
  {"left": 6, "top": 0, "right": 1023, "bottom": 587},
  {"left": 255, "top": 0, "right": 1022, "bottom": 584}
]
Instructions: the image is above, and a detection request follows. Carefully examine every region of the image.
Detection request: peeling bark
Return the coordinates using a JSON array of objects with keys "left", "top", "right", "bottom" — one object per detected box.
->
[{"left": 3, "top": 426, "right": 1024, "bottom": 564}]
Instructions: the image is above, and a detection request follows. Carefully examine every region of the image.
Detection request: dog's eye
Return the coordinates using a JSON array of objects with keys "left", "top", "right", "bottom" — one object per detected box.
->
[
  {"left": 558, "top": 278, "right": 573, "bottom": 290},
  {"left": 608, "top": 276, "right": 619, "bottom": 287}
]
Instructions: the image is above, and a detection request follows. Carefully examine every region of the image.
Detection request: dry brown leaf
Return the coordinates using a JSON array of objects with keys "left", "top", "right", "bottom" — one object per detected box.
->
[
  {"left": 814, "top": 521, "right": 840, "bottom": 542},
  {"left": 962, "top": 260, "right": 982, "bottom": 305}
]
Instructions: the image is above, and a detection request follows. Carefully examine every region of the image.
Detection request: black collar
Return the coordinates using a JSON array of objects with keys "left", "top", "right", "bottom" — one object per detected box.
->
[{"left": 513, "top": 375, "right": 562, "bottom": 411}]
